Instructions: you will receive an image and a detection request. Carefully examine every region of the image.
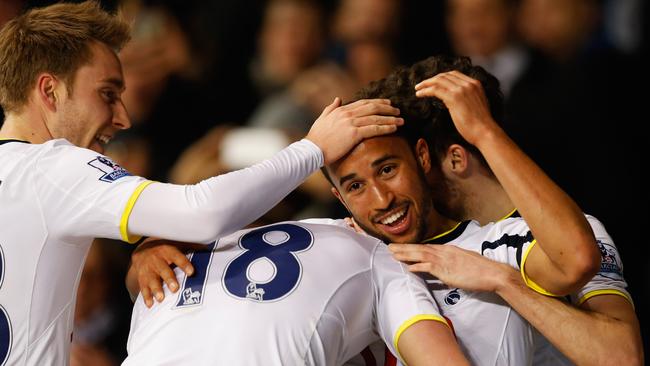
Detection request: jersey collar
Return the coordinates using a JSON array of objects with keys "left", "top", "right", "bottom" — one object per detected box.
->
[
  {"left": 423, "top": 220, "right": 472, "bottom": 244},
  {"left": 0, "top": 139, "right": 30, "bottom": 146},
  {"left": 498, "top": 208, "right": 520, "bottom": 221}
]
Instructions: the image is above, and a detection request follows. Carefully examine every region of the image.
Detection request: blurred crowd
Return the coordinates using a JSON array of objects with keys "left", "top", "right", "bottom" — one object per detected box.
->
[{"left": 1, "top": 0, "right": 648, "bottom": 364}]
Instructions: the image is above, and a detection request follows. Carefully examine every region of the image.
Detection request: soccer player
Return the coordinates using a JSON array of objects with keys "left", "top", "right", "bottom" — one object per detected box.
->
[
  {"left": 122, "top": 220, "right": 469, "bottom": 365},
  {"left": 393, "top": 61, "right": 643, "bottom": 365},
  {"left": 324, "top": 56, "right": 604, "bottom": 365},
  {"left": 0, "top": 2, "right": 403, "bottom": 364}
]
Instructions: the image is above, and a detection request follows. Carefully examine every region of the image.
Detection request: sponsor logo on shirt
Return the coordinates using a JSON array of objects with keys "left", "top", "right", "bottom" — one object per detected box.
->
[
  {"left": 444, "top": 288, "right": 462, "bottom": 306},
  {"left": 88, "top": 156, "right": 131, "bottom": 183},
  {"left": 597, "top": 240, "right": 623, "bottom": 281}
]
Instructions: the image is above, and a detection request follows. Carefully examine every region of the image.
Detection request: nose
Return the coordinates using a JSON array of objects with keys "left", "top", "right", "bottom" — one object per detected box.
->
[
  {"left": 112, "top": 99, "right": 132, "bottom": 130},
  {"left": 370, "top": 182, "right": 394, "bottom": 212}
]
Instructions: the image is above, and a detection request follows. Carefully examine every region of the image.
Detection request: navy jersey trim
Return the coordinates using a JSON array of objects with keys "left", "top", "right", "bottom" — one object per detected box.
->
[
  {"left": 423, "top": 220, "right": 472, "bottom": 245},
  {"left": 481, "top": 231, "right": 534, "bottom": 267},
  {"left": 0, "top": 139, "right": 29, "bottom": 146}
]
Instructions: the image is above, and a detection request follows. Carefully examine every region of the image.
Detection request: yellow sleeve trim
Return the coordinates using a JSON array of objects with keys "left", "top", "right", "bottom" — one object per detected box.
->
[
  {"left": 520, "top": 239, "right": 561, "bottom": 297},
  {"left": 578, "top": 289, "right": 634, "bottom": 307},
  {"left": 393, "top": 314, "right": 450, "bottom": 365},
  {"left": 119, "top": 180, "right": 155, "bottom": 243}
]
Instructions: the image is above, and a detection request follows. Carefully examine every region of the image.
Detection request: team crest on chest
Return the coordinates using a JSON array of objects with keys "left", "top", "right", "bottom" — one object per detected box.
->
[{"left": 87, "top": 156, "right": 131, "bottom": 183}]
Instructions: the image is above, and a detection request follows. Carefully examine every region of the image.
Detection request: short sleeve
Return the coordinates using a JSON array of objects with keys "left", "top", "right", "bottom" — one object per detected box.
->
[
  {"left": 33, "top": 141, "right": 149, "bottom": 243},
  {"left": 371, "top": 243, "right": 449, "bottom": 363},
  {"left": 570, "top": 215, "right": 632, "bottom": 306},
  {"left": 480, "top": 218, "right": 556, "bottom": 296}
]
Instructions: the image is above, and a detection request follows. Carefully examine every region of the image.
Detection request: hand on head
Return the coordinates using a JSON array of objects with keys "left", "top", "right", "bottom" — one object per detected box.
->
[
  {"left": 306, "top": 98, "right": 403, "bottom": 165},
  {"left": 415, "top": 70, "right": 499, "bottom": 147}
]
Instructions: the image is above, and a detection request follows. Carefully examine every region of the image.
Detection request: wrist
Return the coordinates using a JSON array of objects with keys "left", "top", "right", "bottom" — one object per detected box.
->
[{"left": 493, "top": 264, "right": 522, "bottom": 295}]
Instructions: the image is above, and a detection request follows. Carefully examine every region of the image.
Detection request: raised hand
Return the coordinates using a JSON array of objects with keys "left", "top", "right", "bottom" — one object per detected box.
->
[
  {"left": 306, "top": 98, "right": 403, "bottom": 164},
  {"left": 415, "top": 70, "right": 499, "bottom": 147}
]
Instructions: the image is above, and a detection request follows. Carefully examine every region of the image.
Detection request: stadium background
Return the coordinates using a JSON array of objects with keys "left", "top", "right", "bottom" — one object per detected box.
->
[{"left": 1, "top": 0, "right": 648, "bottom": 364}]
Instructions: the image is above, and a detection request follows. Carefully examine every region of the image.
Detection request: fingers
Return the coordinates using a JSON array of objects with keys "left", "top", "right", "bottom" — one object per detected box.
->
[
  {"left": 342, "top": 99, "right": 400, "bottom": 117},
  {"left": 320, "top": 97, "right": 342, "bottom": 116},
  {"left": 356, "top": 124, "right": 398, "bottom": 140},
  {"left": 168, "top": 248, "right": 195, "bottom": 277},
  {"left": 140, "top": 284, "right": 154, "bottom": 308},
  {"left": 352, "top": 115, "right": 404, "bottom": 127},
  {"left": 407, "top": 262, "right": 433, "bottom": 273}
]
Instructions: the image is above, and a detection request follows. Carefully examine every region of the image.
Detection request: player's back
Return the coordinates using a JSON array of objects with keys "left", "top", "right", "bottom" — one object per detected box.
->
[
  {"left": 124, "top": 219, "right": 437, "bottom": 366},
  {"left": 0, "top": 139, "right": 145, "bottom": 365},
  {"left": 0, "top": 140, "right": 83, "bottom": 365}
]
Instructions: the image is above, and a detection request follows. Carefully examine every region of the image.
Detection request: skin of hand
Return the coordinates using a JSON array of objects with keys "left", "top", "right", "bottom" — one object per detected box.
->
[
  {"left": 305, "top": 98, "right": 404, "bottom": 165},
  {"left": 389, "top": 242, "right": 644, "bottom": 365},
  {"left": 344, "top": 217, "right": 368, "bottom": 236},
  {"left": 126, "top": 238, "right": 202, "bottom": 308},
  {"left": 388, "top": 243, "right": 513, "bottom": 293},
  {"left": 413, "top": 70, "right": 599, "bottom": 295}
]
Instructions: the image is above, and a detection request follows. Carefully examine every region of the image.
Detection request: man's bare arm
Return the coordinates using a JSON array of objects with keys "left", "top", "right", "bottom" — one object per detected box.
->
[
  {"left": 390, "top": 244, "right": 643, "bottom": 366},
  {"left": 398, "top": 320, "right": 470, "bottom": 366},
  {"left": 415, "top": 71, "right": 599, "bottom": 295}
]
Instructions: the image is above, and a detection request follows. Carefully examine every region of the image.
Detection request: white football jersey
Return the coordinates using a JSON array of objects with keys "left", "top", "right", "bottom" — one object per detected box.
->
[
  {"left": 532, "top": 215, "right": 632, "bottom": 366},
  {"left": 123, "top": 219, "right": 447, "bottom": 366},
  {"left": 0, "top": 139, "right": 147, "bottom": 365},
  {"left": 349, "top": 217, "right": 539, "bottom": 366},
  {"left": 422, "top": 218, "right": 537, "bottom": 366}
]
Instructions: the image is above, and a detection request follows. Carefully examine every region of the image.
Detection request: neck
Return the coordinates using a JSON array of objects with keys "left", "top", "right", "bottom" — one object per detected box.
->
[
  {"left": 464, "top": 174, "right": 514, "bottom": 225},
  {"left": 425, "top": 208, "right": 459, "bottom": 239},
  {"left": 0, "top": 107, "right": 53, "bottom": 143}
]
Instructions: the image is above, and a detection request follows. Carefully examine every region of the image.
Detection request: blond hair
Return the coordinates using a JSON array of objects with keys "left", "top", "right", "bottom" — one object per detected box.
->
[{"left": 0, "top": 1, "right": 131, "bottom": 113}]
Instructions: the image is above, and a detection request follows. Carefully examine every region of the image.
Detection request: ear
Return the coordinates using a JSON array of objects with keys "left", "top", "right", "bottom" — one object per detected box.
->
[
  {"left": 36, "top": 73, "right": 61, "bottom": 111},
  {"left": 415, "top": 138, "right": 433, "bottom": 174},
  {"left": 330, "top": 187, "right": 352, "bottom": 213},
  {"left": 446, "top": 144, "right": 469, "bottom": 174}
]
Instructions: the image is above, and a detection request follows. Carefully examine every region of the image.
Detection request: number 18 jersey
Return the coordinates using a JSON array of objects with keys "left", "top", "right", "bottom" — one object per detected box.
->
[{"left": 123, "top": 219, "right": 446, "bottom": 366}]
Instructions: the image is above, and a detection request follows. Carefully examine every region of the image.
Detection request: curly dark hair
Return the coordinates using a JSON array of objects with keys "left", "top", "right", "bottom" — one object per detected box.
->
[{"left": 354, "top": 55, "right": 504, "bottom": 168}]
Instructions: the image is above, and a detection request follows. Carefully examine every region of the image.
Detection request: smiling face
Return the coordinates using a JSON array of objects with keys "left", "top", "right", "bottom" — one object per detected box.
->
[
  {"left": 51, "top": 41, "right": 130, "bottom": 153},
  {"left": 327, "top": 135, "right": 442, "bottom": 244}
]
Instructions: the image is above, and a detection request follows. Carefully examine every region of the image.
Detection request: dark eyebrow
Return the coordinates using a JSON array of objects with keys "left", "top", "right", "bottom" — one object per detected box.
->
[
  {"left": 371, "top": 154, "right": 397, "bottom": 168},
  {"left": 338, "top": 154, "right": 398, "bottom": 186},
  {"left": 101, "top": 77, "right": 125, "bottom": 91},
  {"left": 339, "top": 173, "right": 357, "bottom": 187}
]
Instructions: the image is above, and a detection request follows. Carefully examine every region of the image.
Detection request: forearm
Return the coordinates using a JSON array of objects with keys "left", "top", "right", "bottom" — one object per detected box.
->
[
  {"left": 495, "top": 269, "right": 643, "bottom": 366},
  {"left": 478, "top": 128, "right": 599, "bottom": 291},
  {"left": 127, "top": 139, "right": 323, "bottom": 243}
]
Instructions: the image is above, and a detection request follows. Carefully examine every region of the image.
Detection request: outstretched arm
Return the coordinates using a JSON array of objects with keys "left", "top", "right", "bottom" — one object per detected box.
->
[
  {"left": 126, "top": 99, "right": 403, "bottom": 244},
  {"left": 415, "top": 72, "right": 599, "bottom": 295}
]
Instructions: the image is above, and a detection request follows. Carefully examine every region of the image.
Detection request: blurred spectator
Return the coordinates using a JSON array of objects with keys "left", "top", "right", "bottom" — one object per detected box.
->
[
  {"left": 119, "top": 0, "right": 193, "bottom": 123},
  {"left": 250, "top": 0, "right": 326, "bottom": 97},
  {"left": 0, "top": 0, "right": 25, "bottom": 124},
  {"left": 508, "top": 0, "right": 648, "bottom": 347},
  {"left": 71, "top": 240, "right": 133, "bottom": 365},
  {"left": 445, "top": 0, "right": 529, "bottom": 97}
]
